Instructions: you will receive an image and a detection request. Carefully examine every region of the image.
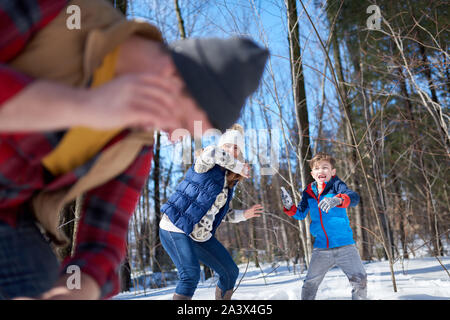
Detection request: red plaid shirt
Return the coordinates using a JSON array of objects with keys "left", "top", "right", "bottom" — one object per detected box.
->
[{"left": 0, "top": 1, "right": 153, "bottom": 298}]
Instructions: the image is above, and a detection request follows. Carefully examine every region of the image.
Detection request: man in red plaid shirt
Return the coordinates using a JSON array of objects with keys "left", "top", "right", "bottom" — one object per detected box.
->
[
  {"left": 0, "top": 0, "right": 202, "bottom": 300},
  {"left": 0, "top": 0, "right": 268, "bottom": 300}
]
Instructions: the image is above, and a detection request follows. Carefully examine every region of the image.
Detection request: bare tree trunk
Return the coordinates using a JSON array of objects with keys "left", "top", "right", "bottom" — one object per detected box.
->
[
  {"left": 331, "top": 31, "right": 366, "bottom": 259},
  {"left": 272, "top": 173, "right": 291, "bottom": 263},
  {"left": 174, "top": 0, "right": 186, "bottom": 39},
  {"left": 254, "top": 106, "right": 273, "bottom": 262},
  {"left": 120, "top": 235, "right": 132, "bottom": 292},
  {"left": 173, "top": 0, "right": 196, "bottom": 172},
  {"left": 285, "top": 0, "right": 313, "bottom": 265},
  {"left": 392, "top": 173, "right": 409, "bottom": 259},
  {"left": 152, "top": 132, "right": 166, "bottom": 272},
  {"left": 248, "top": 181, "right": 260, "bottom": 268},
  {"left": 259, "top": 175, "right": 272, "bottom": 261}
]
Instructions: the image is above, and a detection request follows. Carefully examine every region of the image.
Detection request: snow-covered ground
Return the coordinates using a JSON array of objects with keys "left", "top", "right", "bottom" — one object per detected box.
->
[{"left": 114, "top": 255, "right": 450, "bottom": 300}]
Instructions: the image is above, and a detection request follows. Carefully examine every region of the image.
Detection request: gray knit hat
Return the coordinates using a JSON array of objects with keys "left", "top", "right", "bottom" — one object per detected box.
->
[{"left": 168, "top": 37, "right": 269, "bottom": 132}]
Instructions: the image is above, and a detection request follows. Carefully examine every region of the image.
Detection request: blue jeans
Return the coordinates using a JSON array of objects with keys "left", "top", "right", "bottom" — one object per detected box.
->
[
  {"left": 0, "top": 211, "right": 60, "bottom": 299},
  {"left": 302, "top": 244, "right": 367, "bottom": 300},
  {"left": 159, "top": 229, "right": 239, "bottom": 298}
]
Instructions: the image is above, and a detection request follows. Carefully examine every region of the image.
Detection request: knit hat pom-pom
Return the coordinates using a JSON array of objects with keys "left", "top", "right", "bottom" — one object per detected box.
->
[{"left": 229, "top": 123, "right": 244, "bottom": 135}]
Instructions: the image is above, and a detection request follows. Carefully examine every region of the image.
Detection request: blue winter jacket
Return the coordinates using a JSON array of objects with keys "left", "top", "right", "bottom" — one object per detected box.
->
[
  {"left": 291, "top": 176, "right": 359, "bottom": 248},
  {"left": 161, "top": 164, "right": 235, "bottom": 236}
]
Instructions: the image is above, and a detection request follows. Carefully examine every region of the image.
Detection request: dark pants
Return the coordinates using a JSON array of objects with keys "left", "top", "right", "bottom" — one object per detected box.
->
[
  {"left": 159, "top": 228, "right": 239, "bottom": 298},
  {"left": 0, "top": 211, "right": 59, "bottom": 299}
]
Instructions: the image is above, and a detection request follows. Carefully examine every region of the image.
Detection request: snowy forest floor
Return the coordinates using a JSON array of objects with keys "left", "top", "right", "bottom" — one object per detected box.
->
[{"left": 114, "top": 254, "right": 450, "bottom": 300}]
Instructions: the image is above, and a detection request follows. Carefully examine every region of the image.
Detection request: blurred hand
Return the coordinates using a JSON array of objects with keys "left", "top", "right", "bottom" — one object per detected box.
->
[
  {"left": 240, "top": 163, "right": 251, "bottom": 178},
  {"left": 83, "top": 73, "right": 184, "bottom": 132},
  {"left": 244, "top": 204, "right": 264, "bottom": 219}
]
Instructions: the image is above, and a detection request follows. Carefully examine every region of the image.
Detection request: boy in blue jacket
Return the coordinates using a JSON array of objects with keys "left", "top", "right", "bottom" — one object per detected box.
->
[{"left": 281, "top": 152, "right": 367, "bottom": 300}]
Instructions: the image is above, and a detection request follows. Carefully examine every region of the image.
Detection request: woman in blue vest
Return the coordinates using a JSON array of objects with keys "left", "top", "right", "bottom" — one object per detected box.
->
[{"left": 160, "top": 124, "right": 263, "bottom": 300}]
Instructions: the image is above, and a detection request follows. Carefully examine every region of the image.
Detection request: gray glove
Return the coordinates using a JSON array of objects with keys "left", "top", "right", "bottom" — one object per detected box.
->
[
  {"left": 280, "top": 187, "right": 293, "bottom": 209},
  {"left": 318, "top": 197, "right": 342, "bottom": 213}
]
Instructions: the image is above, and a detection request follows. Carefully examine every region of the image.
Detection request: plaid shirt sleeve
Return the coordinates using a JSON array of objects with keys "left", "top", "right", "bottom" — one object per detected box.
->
[
  {"left": 0, "top": 66, "right": 34, "bottom": 105},
  {"left": 0, "top": 0, "right": 67, "bottom": 106},
  {"left": 60, "top": 144, "right": 153, "bottom": 299},
  {"left": 0, "top": 0, "right": 153, "bottom": 300}
]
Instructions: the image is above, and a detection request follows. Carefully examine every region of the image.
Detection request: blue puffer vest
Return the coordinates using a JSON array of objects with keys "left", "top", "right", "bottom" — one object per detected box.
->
[{"left": 161, "top": 164, "right": 235, "bottom": 236}]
